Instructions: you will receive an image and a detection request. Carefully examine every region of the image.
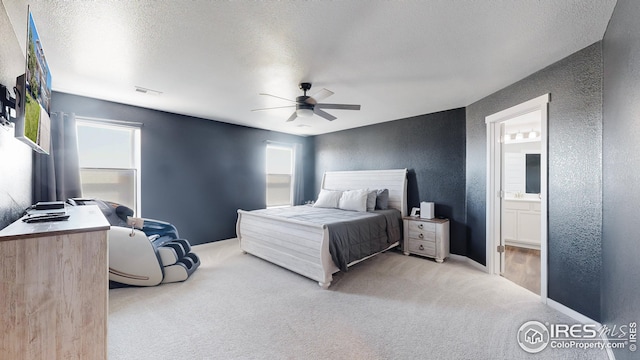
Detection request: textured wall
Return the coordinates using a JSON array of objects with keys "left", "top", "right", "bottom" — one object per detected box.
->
[
  {"left": 0, "top": 1, "right": 33, "bottom": 229},
  {"left": 466, "top": 43, "right": 603, "bottom": 320},
  {"left": 51, "top": 92, "right": 314, "bottom": 245},
  {"left": 314, "top": 108, "right": 467, "bottom": 255},
  {"left": 602, "top": 1, "right": 640, "bottom": 359}
]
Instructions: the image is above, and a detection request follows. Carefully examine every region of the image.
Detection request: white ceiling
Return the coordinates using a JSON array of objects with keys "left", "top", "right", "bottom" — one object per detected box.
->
[{"left": 3, "top": 0, "right": 616, "bottom": 136}]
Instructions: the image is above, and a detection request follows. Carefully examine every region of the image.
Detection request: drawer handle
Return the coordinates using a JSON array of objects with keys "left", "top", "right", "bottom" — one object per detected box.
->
[
  {"left": 419, "top": 245, "right": 424, "bottom": 250},
  {"left": 418, "top": 224, "right": 423, "bottom": 229},
  {"left": 418, "top": 233, "right": 424, "bottom": 239}
]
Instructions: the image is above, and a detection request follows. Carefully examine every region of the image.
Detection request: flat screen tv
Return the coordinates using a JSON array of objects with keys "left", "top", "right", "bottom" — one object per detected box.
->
[{"left": 14, "top": 7, "right": 51, "bottom": 154}]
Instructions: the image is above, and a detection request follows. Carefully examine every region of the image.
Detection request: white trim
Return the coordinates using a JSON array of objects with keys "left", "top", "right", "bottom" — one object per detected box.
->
[
  {"left": 605, "top": 340, "right": 617, "bottom": 360},
  {"left": 75, "top": 116, "right": 143, "bottom": 128},
  {"left": 485, "top": 94, "right": 549, "bottom": 124},
  {"left": 265, "top": 143, "right": 294, "bottom": 208},
  {"left": 486, "top": 121, "right": 502, "bottom": 274},
  {"left": 547, "top": 298, "right": 599, "bottom": 325},
  {"left": 133, "top": 128, "right": 142, "bottom": 216},
  {"left": 76, "top": 118, "right": 143, "bottom": 216},
  {"left": 265, "top": 140, "right": 299, "bottom": 147},
  {"left": 546, "top": 299, "right": 615, "bottom": 359},
  {"left": 485, "top": 94, "right": 549, "bottom": 302},
  {"left": 449, "top": 254, "right": 487, "bottom": 272}
]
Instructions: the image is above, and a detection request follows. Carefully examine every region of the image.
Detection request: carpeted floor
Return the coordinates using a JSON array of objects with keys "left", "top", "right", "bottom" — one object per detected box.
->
[{"left": 108, "top": 239, "right": 608, "bottom": 360}]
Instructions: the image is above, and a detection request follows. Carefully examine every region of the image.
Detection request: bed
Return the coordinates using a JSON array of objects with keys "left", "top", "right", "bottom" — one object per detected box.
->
[{"left": 236, "top": 169, "right": 407, "bottom": 288}]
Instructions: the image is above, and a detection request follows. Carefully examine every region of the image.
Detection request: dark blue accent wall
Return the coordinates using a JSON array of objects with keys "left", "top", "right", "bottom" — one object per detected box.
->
[
  {"left": 602, "top": 1, "right": 640, "bottom": 359},
  {"left": 314, "top": 108, "right": 467, "bottom": 255},
  {"left": 466, "top": 42, "right": 603, "bottom": 320},
  {"left": 51, "top": 92, "right": 315, "bottom": 245}
]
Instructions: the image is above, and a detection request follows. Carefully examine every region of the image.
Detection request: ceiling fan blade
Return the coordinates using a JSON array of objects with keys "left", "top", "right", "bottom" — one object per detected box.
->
[
  {"left": 251, "top": 105, "right": 296, "bottom": 112},
  {"left": 258, "top": 93, "right": 296, "bottom": 103},
  {"left": 314, "top": 108, "right": 337, "bottom": 121},
  {"left": 286, "top": 112, "right": 298, "bottom": 122},
  {"left": 315, "top": 103, "right": 361, "bottom": 111},
  {"left": 310, "top": 88, "right": 334, "bottom": 102}
]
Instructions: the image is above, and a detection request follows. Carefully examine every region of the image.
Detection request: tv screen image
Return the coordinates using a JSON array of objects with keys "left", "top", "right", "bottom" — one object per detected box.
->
[{"left": 14, "top": 8, "right": 51, "bottom": 154}]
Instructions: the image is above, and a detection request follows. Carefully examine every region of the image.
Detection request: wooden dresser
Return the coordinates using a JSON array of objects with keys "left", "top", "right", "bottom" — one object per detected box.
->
[
  {"left": 0, "top": 205, "right": 110, "bottom": 360},
  {"left": 403, "top": 216, "right": 450, "bottom": 263}
]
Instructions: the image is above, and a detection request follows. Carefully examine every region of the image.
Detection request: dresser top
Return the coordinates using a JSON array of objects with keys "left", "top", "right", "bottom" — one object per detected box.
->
[
  {"left": 0, "top": 205, "right": 110, "bottom": 242},
  {"left": 403, "top": 216, "right": 449, "bottom": 224}
]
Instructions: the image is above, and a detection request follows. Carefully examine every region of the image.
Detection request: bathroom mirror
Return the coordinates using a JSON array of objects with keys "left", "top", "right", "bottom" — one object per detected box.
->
[{"left": 525, "top": 153, "right": 541, "bottom": 194}]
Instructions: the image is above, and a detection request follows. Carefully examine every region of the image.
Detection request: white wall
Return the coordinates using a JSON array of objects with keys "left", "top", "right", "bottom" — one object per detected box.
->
[{"left": 0, "top": 1, "right": 33, "bottom": 228}]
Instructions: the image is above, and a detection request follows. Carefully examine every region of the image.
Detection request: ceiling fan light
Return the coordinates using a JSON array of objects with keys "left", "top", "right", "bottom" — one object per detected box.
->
[{"left": 296, "top": 108, "right": 314, "bottom": 117}]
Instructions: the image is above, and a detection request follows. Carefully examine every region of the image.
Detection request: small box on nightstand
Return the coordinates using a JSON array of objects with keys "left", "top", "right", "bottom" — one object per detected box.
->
[{"left": 420, "top": 202, "right": 434, "bottom": 219}]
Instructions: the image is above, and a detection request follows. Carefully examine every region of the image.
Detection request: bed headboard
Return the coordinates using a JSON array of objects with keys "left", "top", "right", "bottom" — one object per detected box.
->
[{"left": 321, "top": 169, "right": 408, "bottom": 217}]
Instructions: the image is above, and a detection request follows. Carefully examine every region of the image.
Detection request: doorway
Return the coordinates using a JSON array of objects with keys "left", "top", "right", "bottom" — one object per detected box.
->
[
  {"left": 485, "top": 94, "right": 549, "bottom": 301},
  {"left": 500, "top": 114, "right": 541, "bottom": 294}
]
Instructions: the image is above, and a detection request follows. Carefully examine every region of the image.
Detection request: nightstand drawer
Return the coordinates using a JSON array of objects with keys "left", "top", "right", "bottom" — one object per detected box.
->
[
  {"left": 407, "top": 221, "right": 436, "bottom": 233},
  {"left": 408, "top": 239, "right": 436, "bottom": 257},
  {"left": 408, "top": 229, "right": 435, "bottom": 241},
  {"left": 407, "top": 221, "right": 436, "bottom": 241}
]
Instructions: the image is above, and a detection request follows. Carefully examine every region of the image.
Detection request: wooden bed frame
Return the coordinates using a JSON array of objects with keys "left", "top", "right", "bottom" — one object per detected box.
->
[{"left": 236, "top": 169, "right": 407, "bottom": 288}]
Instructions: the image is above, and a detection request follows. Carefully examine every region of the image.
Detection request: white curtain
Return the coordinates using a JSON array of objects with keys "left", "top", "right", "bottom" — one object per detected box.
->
[{"left": 293, "top": 143, "right": 304, "bottom": 205}]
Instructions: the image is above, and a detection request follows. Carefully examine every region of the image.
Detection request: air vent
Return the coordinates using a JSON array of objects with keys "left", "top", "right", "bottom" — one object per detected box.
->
[{"left": 134, "top": 86, "right": 162, "bottom": 95}]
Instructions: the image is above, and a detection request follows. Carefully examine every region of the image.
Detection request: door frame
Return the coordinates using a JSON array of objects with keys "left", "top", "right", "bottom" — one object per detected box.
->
[{"left": 485, "top": 94, "right": 549, "bottom": 302}]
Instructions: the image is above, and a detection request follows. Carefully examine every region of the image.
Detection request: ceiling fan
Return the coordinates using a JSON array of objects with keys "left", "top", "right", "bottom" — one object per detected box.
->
[{"left": 252, "top": 83, "right": 361, "bottom": 122}]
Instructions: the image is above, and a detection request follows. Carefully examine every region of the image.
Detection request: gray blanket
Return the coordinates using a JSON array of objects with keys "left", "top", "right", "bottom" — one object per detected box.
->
[{"left": 252, "top": 206, "right": 402, "bottom": 271}]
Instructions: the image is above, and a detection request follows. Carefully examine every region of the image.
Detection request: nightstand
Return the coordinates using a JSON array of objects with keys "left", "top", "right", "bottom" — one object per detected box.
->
[{"left": 403, "top": 217, "right": 450, "bottom": 262}]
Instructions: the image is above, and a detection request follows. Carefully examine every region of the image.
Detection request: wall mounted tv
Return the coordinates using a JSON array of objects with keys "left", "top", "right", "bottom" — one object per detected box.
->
[{"left": 14, "top": 8, "right": 51, "bottom": 155}]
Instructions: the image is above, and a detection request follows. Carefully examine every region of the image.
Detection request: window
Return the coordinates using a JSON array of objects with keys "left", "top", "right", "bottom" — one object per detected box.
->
[
  {"left": 266, "top": 143, "right": 294, "bottom": 208},
  {"left": 76, "top": 118, "right": 141, "bottom": 215}
]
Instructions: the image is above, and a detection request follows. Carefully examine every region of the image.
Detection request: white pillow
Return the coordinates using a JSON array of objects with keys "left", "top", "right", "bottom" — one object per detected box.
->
[
  {"left": 338, "top": 189, "right": 369, "bottom": 212},
  {"left": 313, "top": 189, "right": 343, "bottom": 208}
]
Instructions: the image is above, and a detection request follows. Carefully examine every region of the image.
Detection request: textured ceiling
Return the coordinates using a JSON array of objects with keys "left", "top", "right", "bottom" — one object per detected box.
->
[{"left": 3, "top": 0, "right": 616, "bottom": 136}]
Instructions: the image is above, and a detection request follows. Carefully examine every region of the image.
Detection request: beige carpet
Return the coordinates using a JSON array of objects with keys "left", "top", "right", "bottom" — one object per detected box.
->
[{"left": 108, "top": 239, "right": 607, "bottom": 360}]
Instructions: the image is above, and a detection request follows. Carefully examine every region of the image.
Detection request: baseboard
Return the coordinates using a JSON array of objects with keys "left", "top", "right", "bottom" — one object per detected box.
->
[
  {"left": 547, "top": 299, "right": 616, "bottom": 360},
  {"left": 505, "top": 240, "right": 540, "bottom": 250},
  {"left": 449, "top": 254, "right": 488, "bottom": 272},
  {"left": 445, "top": 253, "right": 615, "bottom": 359},
  {"left": 546, "top": 299, "right": 598, "bottom": 325}
]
